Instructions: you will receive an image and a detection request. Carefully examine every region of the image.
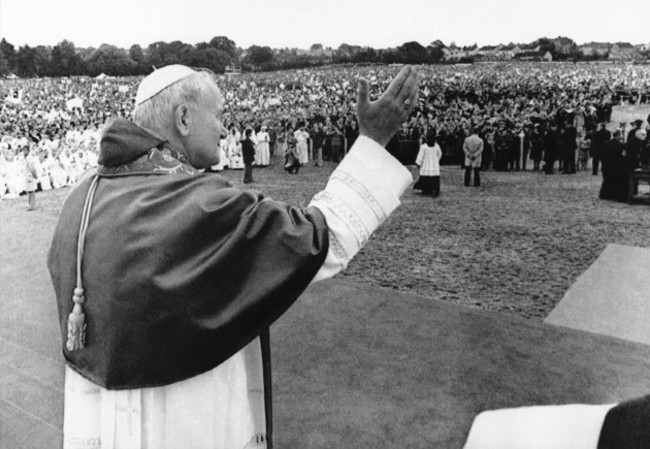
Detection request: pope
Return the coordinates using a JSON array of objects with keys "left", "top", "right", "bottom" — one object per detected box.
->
[{"left": 48, "top": 64, "right": 419, "bottom": 449}]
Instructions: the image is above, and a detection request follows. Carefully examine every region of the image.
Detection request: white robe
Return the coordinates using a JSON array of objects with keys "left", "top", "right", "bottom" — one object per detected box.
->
[
  {"left": 211, "top": 140, "right": 230, "bottom": 171},
  {"left": 463, "top": 403, "right": 616, "bottom": 449},
  {"left": 51, "top": 159, "right": 68, "bottom": 189},
  {"left": 63, "top": 136, "right": 413, "bottom": 449},
  {"left": 38, "top": 158, "right": 53, "bottom": 191},
  {"left": 227, "top": 134, "right": 244, "bottom": 170},
  {"left": 255, "top": 131, "right": 270, "bottom": 166},
  {"left": 415, "top": 143, "right": 442, "bottom": 176},
  {"left": 294, "top": 130, "right": 310, "bottom": 164}
]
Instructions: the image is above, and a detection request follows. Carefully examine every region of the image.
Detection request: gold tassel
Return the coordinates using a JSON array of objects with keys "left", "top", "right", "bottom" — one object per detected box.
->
[{"left": 66, "top": 288, "right": 86, "bottom": 351}]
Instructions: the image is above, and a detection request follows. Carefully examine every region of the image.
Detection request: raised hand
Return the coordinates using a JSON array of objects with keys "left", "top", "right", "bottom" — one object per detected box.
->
[{"left": 356, "top": 65, "right": 419, "bottom": 147}]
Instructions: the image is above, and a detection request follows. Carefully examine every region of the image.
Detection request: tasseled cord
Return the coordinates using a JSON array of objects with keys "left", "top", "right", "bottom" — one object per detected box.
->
[{"left": 66, "top": 175, "right": 100, "bottom": 351}]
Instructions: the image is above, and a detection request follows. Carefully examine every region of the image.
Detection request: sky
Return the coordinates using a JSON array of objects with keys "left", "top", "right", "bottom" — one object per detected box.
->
[{"left": 1, "top": 0, "right": 649, "bottom": 51}]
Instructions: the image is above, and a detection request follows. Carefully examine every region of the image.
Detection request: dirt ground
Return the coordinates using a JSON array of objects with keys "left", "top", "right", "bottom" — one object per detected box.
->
[{"left": 4, "top": 157, "right": 649, "bottom": 322}]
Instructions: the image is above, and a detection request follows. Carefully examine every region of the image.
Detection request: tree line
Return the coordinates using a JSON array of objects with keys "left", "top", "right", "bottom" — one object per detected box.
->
[
  {"left": 0, "top": 35, "right": 454, "bottom": 78},
  {"left": 0, "top": 35, "right": 636, "bottom": 79}
]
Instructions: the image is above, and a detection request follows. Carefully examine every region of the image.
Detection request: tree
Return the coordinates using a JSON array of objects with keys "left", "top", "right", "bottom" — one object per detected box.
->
[
  {"left": 15, "top": 45, "right": 52, "bottom": 77},
  {"left": 310, "top": 43, "right": 323, "bottom": 52},
  {"left": 15, "top": 45, "right": 35, "bottom": 77},
  {"left": 165, "top": 40, "right": 193, "bottom": 65},
  {"left": 357, "top": 47, "right": 377, "bottom": 63},
  {"left": 0, "top": 48, "right": 10, "bottom": 77},
  {"left": 0, "top": 39, "right": 16, "bottom": 74},
  {"left": 209, "top": 36, "right": 238, "bottom": 59},
  {"left": 532, "top": 37, "right": 579, "bottom": 61},
  {"left": 186, "top": 47, "right": 231, "bottom": 73},
  {"left": 337, "top": 43, "right": 357, "bottom": 56},
  {"left": 144, "top": 41, "right": 166, "bottom": 69},
  {"left": 32, "top": 46, "right": 53, "bottom": 76},
  {"left": 50, "top": 40, "right": 83, "bottom": 76},
  {"left": 86, "top": 44, "right": 135, "bottom": 76},
  {"left": 129, "top": 44, "right": 147, "bottom": 74},
  {"left": 397, "top": 41, "right": 427, "bottom": 64},
  {"left": 144, "top": 41, "right": 194, "bottom": 70},
  {"left": 244, "top": 45, "right": 274, "bottom": 67}
]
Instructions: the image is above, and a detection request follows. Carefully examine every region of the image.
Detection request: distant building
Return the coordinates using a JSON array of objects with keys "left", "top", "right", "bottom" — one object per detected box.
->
[
  {"left": 520, "top": 43, "right": 541, "bottom": 52},
  {"left": 476, "top": 44, "right": 503, "bottom": 61},
  {"left": 497, "top": 44, "right": 522, "bottom": 59},
  {"left": 443, "top": 44, "right": 478, "bottom": 60},
  {"left": 462, "top": 44, "right": 479, "bottom": 56},
  {"left": 579, "top": 42, "right": 611, "bottom": 57},
  {"left": 608, "top": 42, "right": 638, "bottom": 60},
  {"left": 515, "top": 50, "right": 552, "bottom": 62},
  {"left": 478, "top": 44, "right": 501, "bottom": 55}
]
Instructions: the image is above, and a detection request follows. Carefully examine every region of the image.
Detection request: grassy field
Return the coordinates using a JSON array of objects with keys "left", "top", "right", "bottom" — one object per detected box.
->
[{"left": 3, "top": 156, "right": 649, "bottom": 321}]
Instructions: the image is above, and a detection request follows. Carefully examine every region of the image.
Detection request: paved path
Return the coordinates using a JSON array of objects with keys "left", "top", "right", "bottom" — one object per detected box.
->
[
  {"left": 0, "top": 209, "right": 63, "bottom": 449},
  {"left": 2, "top": 206, "right": 650, "bottom": 448},
  {"left": 546, "top": 243, "right": 650, "bottom": 345}
]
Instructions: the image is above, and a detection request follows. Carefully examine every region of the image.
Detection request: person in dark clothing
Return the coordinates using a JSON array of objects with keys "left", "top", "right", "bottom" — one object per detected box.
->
[
  {"left": 599, "top": 131, "right": 627, "bottom": 202},
  {"left": 508, "top": 130, "right": 521, "bottom": 172},
  {"left": 330, "top": 126, "right": 345, "bottom": 163},
  {"left": 591, "top": 122, "right": 611, "bottom": 176},
  {"left": 560, "top": 124, "right": 577, "bottom": 174},
  {"left": 242, "top": 128, "right": 256, "bottom": 184},
  {"left": 543, "top": 124, "right": 559, "bottom": 174},
  {"left": 626, "top": 128, "right": 645, "bottom": 171},
  {"left": 311, "top": 122, "right": 326, "bottom": 167},
  {"left": 344, "top": 120, "right": 359, "bottom": 154},
  {"left": 626, "top": 119, "right": 644, "bottom": 144},
  {"left": 494, "top": 123, "right": 512, "bottom": 171},
  {"left": 283, "top": 127, "right": 300, "bottom": 174},
  {"left": 641, "top": 130, "right": 650, "bottom": 166},
  {"left": 322, "top": 122, "right": 333, "bottom": 161},
  {"left": 626, "top": 128, "right": 648, "bottom": 197},
  {"left": 529, "top": 125, "right": 544, "bottom": 171},
  {"left": 268, "top": 126, "right": 277, "bottom": 157}
]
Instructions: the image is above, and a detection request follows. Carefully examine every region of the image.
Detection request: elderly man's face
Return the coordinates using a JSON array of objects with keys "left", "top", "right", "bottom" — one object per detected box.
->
[{"left": 185, "top": 84, "right": 226, "bottom": 169}]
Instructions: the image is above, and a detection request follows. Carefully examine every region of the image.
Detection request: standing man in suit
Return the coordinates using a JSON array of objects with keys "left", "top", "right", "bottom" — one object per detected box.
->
[{"left": 463, "top": 127, "right": 483, "bottom": 187}]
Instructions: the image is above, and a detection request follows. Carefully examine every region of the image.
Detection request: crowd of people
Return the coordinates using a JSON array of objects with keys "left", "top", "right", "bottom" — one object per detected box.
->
[{"left": 2, "top": 62, "right": 650, "bottom": 204}]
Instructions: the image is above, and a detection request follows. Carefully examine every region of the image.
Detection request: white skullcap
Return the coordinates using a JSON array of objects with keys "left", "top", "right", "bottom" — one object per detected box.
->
[{"left": 135, "top": 65, "right": 196, "bottom": 106}]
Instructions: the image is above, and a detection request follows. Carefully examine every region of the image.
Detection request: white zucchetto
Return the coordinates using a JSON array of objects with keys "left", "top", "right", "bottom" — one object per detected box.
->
[{"left": 135, "top": 65, "right": 196, "bottom": 106}]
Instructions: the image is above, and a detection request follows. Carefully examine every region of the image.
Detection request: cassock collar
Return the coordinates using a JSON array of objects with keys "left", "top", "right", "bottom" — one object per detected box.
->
[
  {"left": 97, "top": 118, "right": 197, "bottom": 177},
  {"left": 98, "top": 117, "right": 167, "bottom": 167}
]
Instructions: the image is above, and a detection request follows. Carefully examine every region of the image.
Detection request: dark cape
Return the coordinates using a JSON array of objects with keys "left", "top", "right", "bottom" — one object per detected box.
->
[{"left": 48, "top": 118, "right": 329, "bottom": 390}]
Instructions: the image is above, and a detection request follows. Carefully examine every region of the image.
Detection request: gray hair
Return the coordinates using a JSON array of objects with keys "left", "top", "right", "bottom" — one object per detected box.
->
[{"left": 133, "top": 71, "right": 219, "bottom": 131}]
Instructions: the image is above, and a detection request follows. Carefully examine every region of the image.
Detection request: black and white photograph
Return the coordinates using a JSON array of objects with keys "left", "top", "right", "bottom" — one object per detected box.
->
[{"left": 0, "top": 0, "right": 649, "bottom": 448}]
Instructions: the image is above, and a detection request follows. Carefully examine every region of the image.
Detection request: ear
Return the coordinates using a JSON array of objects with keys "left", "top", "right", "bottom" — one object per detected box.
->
[{"left": 174, "top": 105, "right": 191, "bottom": 137}]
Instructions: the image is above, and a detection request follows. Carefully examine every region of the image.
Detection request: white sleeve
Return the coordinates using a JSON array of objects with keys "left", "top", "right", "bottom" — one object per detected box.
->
[
  {"left": 463, "top": 403, "right": 616, "bottom": 449},
  {"left": 309, "top": 135, "right": 413, "bottom": 283},
  {"left": 415, "top": 145, "right": 425, "bottom": 166}
]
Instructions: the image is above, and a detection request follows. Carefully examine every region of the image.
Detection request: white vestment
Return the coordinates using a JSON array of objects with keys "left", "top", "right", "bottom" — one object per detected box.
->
[
  {"left": 255, "top": 131, "right": 270, "bottom": 166},
  {"left": 294, "top": 130, "right": 310, "bottom": 164}
]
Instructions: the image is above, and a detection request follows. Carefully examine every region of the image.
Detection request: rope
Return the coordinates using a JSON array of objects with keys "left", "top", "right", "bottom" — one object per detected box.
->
[{"left": 66, "top": 175, "right": 100, "bottom": 351}]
